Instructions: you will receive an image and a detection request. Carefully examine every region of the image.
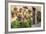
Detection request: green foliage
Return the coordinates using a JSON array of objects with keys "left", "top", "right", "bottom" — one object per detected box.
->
[
  {"left": 19, "top": 22, "right": 30, "bottom": 28},
  {"left": 11, "top": 19, "right": 32, "bottom": 28},
  {"left": 11, "top": 20, "right": 20, "bottom": 28}
]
